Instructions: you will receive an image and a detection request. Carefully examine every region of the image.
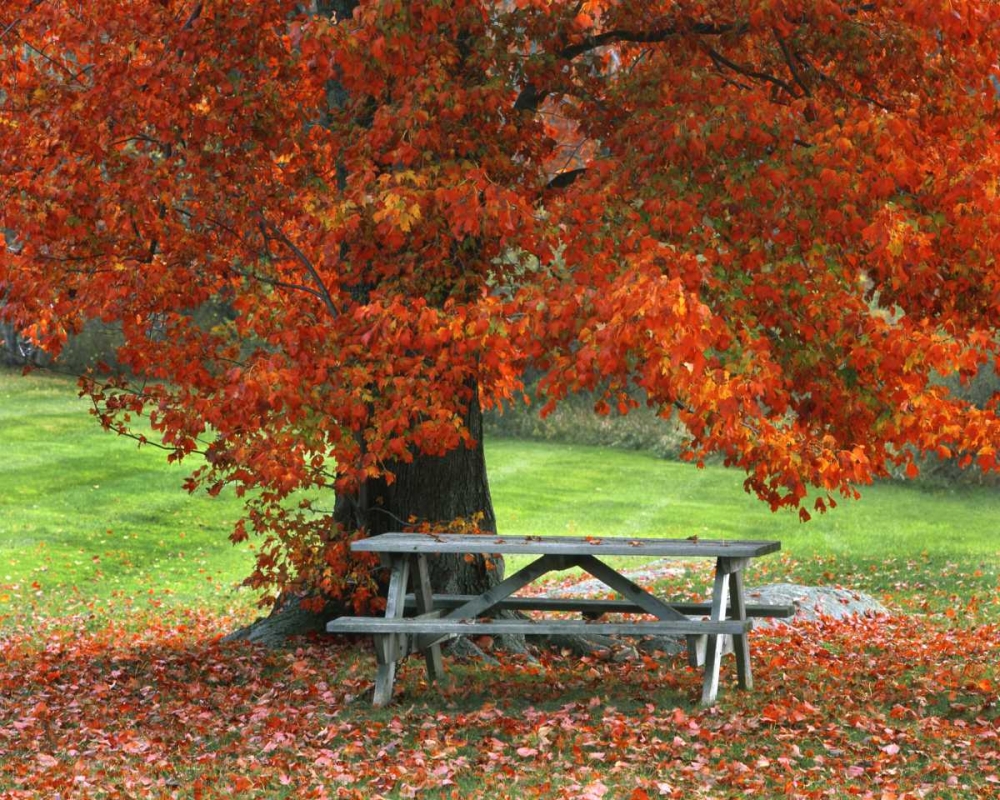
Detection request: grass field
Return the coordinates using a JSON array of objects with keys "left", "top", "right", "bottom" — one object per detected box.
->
[
  {"left": 0, "top": 370, "right": 252, "bottom": 613},
  {"left": 3, "top": 369, "right": 997, "bottom": 618},
  {"left": 2, "top": 368, "right": 999, "bottom": 798}
]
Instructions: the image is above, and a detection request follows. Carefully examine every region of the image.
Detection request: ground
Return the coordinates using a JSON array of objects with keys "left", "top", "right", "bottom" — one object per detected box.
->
[{"left": 1, "top": 554, "right": 998, "bottom": 799}]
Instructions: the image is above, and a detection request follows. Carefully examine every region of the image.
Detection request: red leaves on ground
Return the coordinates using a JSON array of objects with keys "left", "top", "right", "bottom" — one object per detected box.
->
[{"left": 0, "top": 607, "right": 997, "bottom": 798}]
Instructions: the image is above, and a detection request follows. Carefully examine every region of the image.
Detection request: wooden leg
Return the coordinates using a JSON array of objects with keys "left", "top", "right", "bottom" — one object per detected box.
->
[
  {"left": 372, "top": 556, "right": 410, "bottom": 707},
  {"left": 411, "top": 554, "right": 445, "bottom": 684},
  {"left": 728, "top": 568, "right": 753, "bottom": 690},
  {"left": 700, "top": 563, "right": 730, "bottom": 706},
  {"left": 440, "top": 554, "right": 561, "bottom": 622},
  {"left": 372, "top": 655, "right": 397, "bottom": 708},
  {"left": 688, "top": 635, "right": 705, "bottom": 668}
]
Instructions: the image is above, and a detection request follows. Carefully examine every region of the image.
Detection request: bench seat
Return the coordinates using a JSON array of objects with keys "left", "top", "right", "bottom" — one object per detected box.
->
[
  {"left": 325, "top": 616, "right": 753, "bottom": 637},
  {"left": 402, "top": 594, "right": 794, "bottom": 619}
]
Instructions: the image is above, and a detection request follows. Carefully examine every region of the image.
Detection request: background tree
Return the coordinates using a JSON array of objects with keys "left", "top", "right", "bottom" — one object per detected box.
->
[{"left": 2, "top": 1, "right": 1000, "bottom": 639}]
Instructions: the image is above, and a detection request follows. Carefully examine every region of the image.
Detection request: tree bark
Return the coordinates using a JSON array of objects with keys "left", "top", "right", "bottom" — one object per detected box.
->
[{"left": 359, "top": 388, "right": 501, "bottom": 594}]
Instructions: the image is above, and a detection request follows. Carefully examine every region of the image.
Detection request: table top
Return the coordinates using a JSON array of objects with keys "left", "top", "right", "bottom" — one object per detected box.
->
[{"left": 351, "top": 532, "right": 780, "bottom": 559}]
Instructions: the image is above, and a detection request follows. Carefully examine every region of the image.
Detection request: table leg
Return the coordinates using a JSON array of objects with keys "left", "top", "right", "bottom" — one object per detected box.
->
[
  {"left": 410, "top": 554, "right": 444, "bottom": 683},
  {"left": 373, "top": 556, "right": 410, "bottom": 707},
  {"left": 728, "top": 568, "right": 752, "bottom": 690},
  {"left": 700, "top": 562, "right": 730, "bottom": 706},
  {"left": 440, "top": 554, "right": 562, "bottom": 622}
]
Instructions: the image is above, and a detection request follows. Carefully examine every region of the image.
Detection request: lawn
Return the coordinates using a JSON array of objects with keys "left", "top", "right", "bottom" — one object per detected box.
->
[
  {"left": 1, "top": 369, "right": 999, "bottom": 798},
  {"left": 0, "top": 369, "right": 253, "bottom": 614}
]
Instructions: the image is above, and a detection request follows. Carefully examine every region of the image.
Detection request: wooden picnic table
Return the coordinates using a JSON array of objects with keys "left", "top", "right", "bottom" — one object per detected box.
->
[{"left": 326, "top": 533, "right": 790, "bottom": 706}]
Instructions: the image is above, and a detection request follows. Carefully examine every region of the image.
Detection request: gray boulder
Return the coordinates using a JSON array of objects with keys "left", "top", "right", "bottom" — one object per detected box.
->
[{"left": 746, "top": 582, "right": 890, "bottom": 625}]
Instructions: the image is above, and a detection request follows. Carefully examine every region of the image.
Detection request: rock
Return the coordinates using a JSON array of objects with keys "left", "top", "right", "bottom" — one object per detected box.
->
[
  {"left": 540, "top": 561, "right": 890, "bottom": 627},
  {"left": 533, "top": 564, "right": 889, "bottom": 658},
  {"left": 746, "top": 583, "right": 890, "bottom": 625}
]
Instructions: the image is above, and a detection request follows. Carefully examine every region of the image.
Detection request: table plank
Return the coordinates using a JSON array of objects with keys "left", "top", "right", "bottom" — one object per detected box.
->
[{"left": 352, "top": 533, "right": 780, "bottom": 559}]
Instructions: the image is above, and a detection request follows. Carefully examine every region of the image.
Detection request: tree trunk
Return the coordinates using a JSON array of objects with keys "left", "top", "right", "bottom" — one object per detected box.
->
[
  {"left": 226, "top": 387, "right": 503, "bottom": 647},
  {"left": 357, "top": 388, "right": 501, "bottom": 594}
]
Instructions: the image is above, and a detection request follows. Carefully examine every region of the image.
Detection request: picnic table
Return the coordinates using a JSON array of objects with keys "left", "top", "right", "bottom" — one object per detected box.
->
[{"left": 326, "top": 533, "right": 791, "bottom": 706}]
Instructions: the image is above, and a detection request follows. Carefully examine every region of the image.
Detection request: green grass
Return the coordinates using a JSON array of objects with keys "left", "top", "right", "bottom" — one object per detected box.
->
[
  {"left": 2, "top": 368, "right": 999, "bottom": 622},
  {"left": 485, "top": 439, "right": 1000, "bottom": 615},
  {"left": 0, "top": 370, "right": 252, "bottom": 612},
  {"left": 487, "top": 438, "right": 1000, "bottom": 561}
]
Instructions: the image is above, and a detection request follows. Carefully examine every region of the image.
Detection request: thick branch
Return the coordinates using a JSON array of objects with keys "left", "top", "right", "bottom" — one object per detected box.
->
[
  {"left": 707, "top": 47, "right": 796, "bottom": 99},
  {"left": 230, "top": 262, "right": 332, "bottom": 307},
  {"left": 560, "top": 22, "right": 744, "bottom": 61},
  {"left": 794, "top": 51, "right": 892, "bottom": 111},
  {"left": 772, "top": 29, "right": 811, "bottom": 97},
  {"left": 514, "top": 22, "right": 746, "bottom": 113},
  {"left": 513, "top": 5, "right": 880, "bottom": 113},
  {"left": 546, "top": 167, "right": 588, "bottom": 191}
]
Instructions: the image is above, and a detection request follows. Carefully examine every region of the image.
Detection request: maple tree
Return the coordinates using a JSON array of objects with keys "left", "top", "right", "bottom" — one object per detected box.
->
[{"left": 3, "top": 0, "right": 1000, "bottom": 625}]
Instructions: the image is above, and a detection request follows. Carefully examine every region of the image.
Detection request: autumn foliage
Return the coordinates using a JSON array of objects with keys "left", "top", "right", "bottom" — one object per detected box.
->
[{"left": 3, "top": 1, "right": 1000, "bottom": 605}]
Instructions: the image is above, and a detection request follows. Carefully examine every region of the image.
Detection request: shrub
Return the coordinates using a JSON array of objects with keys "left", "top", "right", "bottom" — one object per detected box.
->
[{"left": 485, "top": 388, "right": 691, "bottom": 460}]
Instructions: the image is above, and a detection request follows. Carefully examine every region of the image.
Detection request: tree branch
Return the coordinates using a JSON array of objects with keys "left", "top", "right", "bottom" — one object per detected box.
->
[
  {"left": 229, "top": 262, "right": 330, "bottom": 307},
  {"left": 514, "top": 22, "right": 747, "bottom": 113},
  {"left": 0, "top": 0, "right": 46, "bottom": 43},
  {"left": 706, "top": 47, "right": 796, "bottom": 99},
  {"left": 772, "top": 29, "right": 811, "bottom": 97},
  {"left": 561, "top": 22, "right": 744, "bottom": 61},
  {"left": 260, "top": 218, "right": 341, "bottom": 320},
  {"left": 174, "top": 207, "right": 339, "bottom": 315},
  {"left": 794, "top": 51, "right": 892, "bottom": 111},
  {"left": 179, "top": 1, "right": 204, "bottom": 32},
  {"left": 546, "top": 167, "right": 588, "bottom": 190}
]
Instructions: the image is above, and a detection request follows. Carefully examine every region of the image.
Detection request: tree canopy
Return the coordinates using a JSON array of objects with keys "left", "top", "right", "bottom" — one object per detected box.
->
[{"left": 3, "top": 0, "right": 1000, "bottom": 608}]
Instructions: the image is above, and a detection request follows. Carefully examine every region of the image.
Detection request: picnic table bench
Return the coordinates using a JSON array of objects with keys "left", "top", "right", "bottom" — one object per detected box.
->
[{"left": 326, "top": 533, "right": 791, "bottom": 706}]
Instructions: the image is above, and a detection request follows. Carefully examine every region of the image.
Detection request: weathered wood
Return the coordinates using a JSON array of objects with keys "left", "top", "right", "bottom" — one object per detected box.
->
[
  {"left": 700, "top": 562, "right": 731, "bottom": 706},
  {"left": 570, "top": 556, "right": 684, "bottom": 621},
  {"left": 728, "top": 568, "right": 752, "bottom": 690},
  {"left": 352, "top": 533, "right": 780, "bottom": 559},
  {"left": 372, "top": 557, "right": 409, "bottom": 707},
  {"left": 717, "top": 557, "right": 750, "bottom": 575},
  {"left": 410, "top": 554, "right": 444, "bottom": 682},
  {"left": 571, "top": 554, "right": 704, "bottom": 667},
  {"left": 331, "top": 534, "right": 784, "bottom": 707},
  {"left": 687, "top": 630, "right": 735, "bottom": 669},
  {"left": 389, "top": 554, "right": 568, "bottom": 655},
  {"left": 326, "top": 616, "right": 753, "bottom": 638},
  {"left": 437, "top": 554, "right": 562, "bottom": 622},
  {"left": 402, "top": 594, "right": 795, "bottom": 619}
]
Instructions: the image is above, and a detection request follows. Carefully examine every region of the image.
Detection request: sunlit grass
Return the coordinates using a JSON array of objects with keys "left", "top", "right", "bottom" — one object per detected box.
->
[
  {"left": 487, "top": 439, "right": 1000, "bottom": 599},
  {"left": 2, "top": 368, "right": 998, "bottom": 624},
  {"left": 0, "top": 370, "right": 252, "bottom": 615}
]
